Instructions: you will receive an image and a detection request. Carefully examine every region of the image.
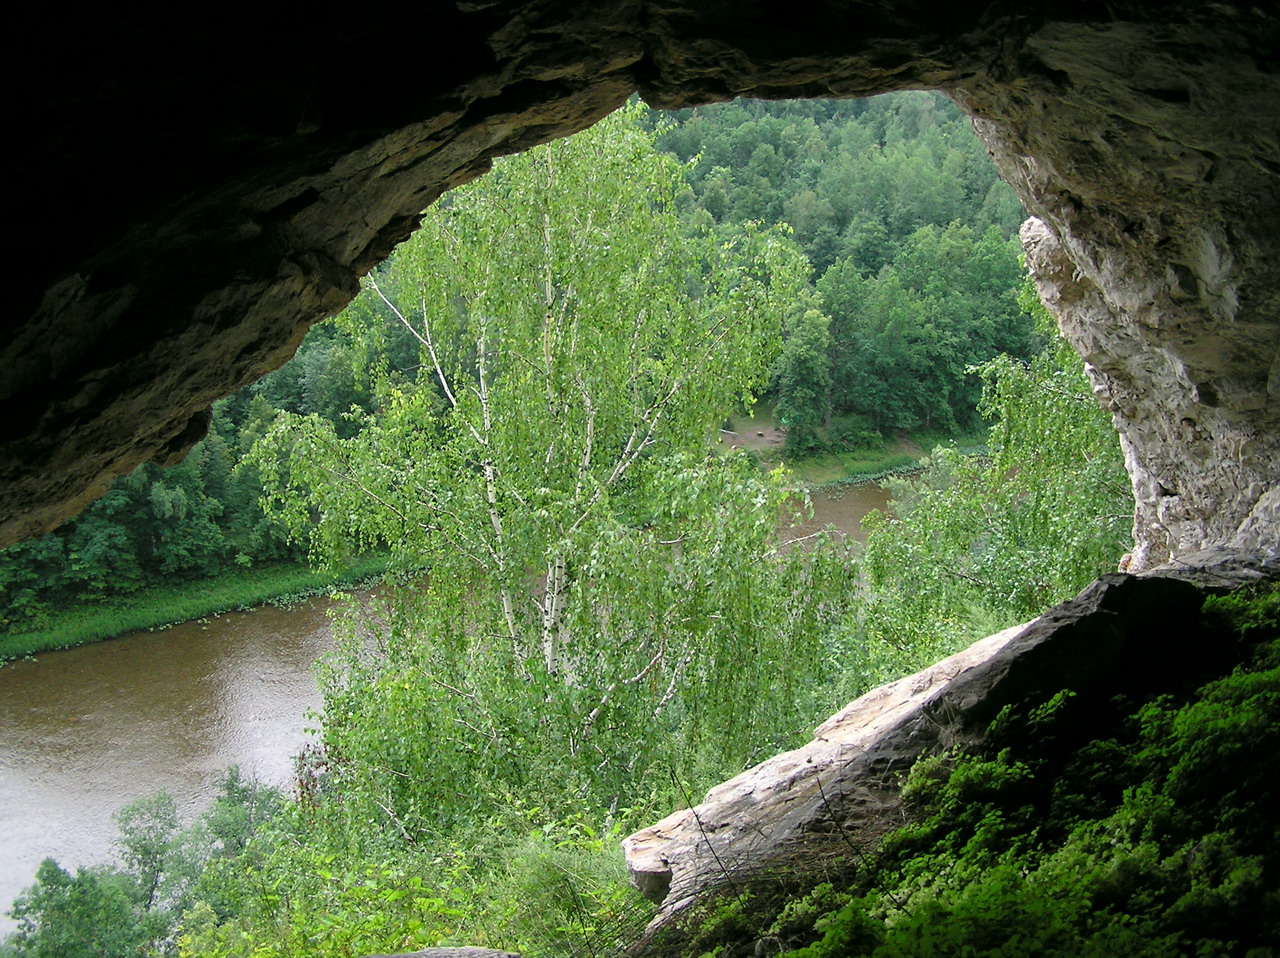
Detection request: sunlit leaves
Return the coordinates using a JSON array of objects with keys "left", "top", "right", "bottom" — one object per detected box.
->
[{"left": 247, "top": 104, "right": 849, "bottom": 844}]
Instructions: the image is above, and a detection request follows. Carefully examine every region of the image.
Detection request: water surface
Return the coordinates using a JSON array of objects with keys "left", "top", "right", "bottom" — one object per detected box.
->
[
  {"left": 783, "top": 482, "right": 892, "bottom": 545},
  {"left": 0, "top": 598, "right": 338, "bottom": 924}
]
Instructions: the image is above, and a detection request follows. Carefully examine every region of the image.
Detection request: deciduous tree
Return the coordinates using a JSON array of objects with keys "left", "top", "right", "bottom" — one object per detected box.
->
[{"left": 252, "top": 104, "right": 846, "bottom": 829}]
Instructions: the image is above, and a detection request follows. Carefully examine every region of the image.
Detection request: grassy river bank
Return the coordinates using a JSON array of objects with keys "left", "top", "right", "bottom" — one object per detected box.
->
[
  {"left": 724, "top": 403, "right": 984, "bottom": 489},
  {"left": 0, "top": 556, "right": 389, "bottom": 664}
]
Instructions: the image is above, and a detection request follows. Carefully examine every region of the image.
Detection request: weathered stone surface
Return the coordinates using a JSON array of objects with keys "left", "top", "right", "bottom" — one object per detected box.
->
[
  {"left": 4, "top": 3, "right": 1279, "bottom": 561},
  {"left": 1142, "top": 544, "right": 1280, "bottom": 591},
  {"left": 623, "top": 622, "right": 1030, "bottom": 906},
  {"left": 950, "top": 7, "right": 1280, "bottom": 567},
  {"left": 623, "top": 573, "right": 1227, "bottom": 918}
]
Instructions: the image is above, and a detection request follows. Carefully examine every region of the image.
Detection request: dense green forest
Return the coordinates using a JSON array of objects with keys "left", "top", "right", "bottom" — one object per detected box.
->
[
  {"left": 0, "top": 92, "right": 1033, "bottom": 648},
  {"left": 2, "top": 95, "right": 1141, "bottom": 957},
  {"left": 654, "top": 96, "right": 1031, "bottom": 447}
]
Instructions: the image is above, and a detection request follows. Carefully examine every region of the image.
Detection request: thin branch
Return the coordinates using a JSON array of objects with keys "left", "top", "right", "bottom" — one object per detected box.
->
[
  {"left": 814, "top": 773, "right": 910, "bottom": 914},
  {"left": 429, "top": 676, "right": 480, "bottom": 703},
  {"left": 579, "top": 644, "right": 666, "bottom": 745},
  {"left": 371, "top": 796, "right": 416, "bottom": 846},
  {"left": 654, "top": 645, "right": 696, "bottom": 716},
  {"left": 453, "top": 716, "right": 500, "bottom": 743},
  {"left": 573, "top": 374, "right": 596, "bottom": 502},
  {"left": 473, "top": 310, "right": 519, "bottom": 646},
  {"left": 670, "top": 768, "right": 742, "bottom": 900}
]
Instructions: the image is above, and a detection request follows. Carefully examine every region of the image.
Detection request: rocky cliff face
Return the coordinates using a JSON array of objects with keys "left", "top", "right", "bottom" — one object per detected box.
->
[
  {"left": 965, "top": 13, "right": 1280, "bottom": 568},
  {"left": 4, "top": 3, "right": 1279, "bottom": 567},
  {"left": 1022, "top": 214, "right": 1280, "bottom": 569}
]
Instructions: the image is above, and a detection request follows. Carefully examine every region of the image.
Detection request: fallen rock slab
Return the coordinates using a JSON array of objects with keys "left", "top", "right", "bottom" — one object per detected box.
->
[{"left": 623, "top": 572, "right": 1225, "bottom": 919}]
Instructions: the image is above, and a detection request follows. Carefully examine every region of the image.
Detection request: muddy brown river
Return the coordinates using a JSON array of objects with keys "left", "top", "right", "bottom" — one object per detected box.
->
[
  {"left": 0, "top": 599, "right": 339, "bottom": 926},
  {"left": 0, "top": 483, "right": 891, "bottom": 924},
  {"left": 784, "top": 482, "right": 891, "bottom": 547}
]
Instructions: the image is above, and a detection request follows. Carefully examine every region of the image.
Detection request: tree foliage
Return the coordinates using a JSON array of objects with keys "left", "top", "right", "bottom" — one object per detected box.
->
[
  {"left": 250, "top": 104, "right": 854, "bottom": 836},
  {"left": 655, "top": 94, "right": 1032, "bottom": 440},
  {"left": 838, "top": 277, "right": 1131, "bottom": 692},
  {"left": 775, "top": 308, "right": 834, "bottom": 454},
  {"left": 3, "top": 771, "right": 281, "bottom": 958}
]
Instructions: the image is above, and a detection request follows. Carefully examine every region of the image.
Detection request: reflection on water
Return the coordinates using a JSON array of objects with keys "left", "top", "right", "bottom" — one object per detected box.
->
[
  {"left": 0, "top": 598, "right": 339, "bottom": 925},
  {"left": 782, "top": 482, "right": 893, "bottom": 546}
]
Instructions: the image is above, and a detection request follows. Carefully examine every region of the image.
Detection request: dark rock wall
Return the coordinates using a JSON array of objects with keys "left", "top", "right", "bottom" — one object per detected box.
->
[{"left": 4, "top": 3, "right": 1278, "bottom": 565}]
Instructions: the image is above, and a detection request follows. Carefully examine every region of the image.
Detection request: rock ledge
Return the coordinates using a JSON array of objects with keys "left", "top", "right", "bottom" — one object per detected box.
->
[{"left": 623, "top": 572, "right": 1234, "bottom": 922}]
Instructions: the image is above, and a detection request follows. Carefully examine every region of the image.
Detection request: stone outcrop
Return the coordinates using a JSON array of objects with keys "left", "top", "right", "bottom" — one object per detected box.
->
[
  {"left": 4, "top": 4, "right": 1280, "bottom": 565},
  {"left": 623, "top": 572, "right": 1237, "bottom": 920},
  {"left": 950, "top": 10, "right": 1280, "bottom": 567}
]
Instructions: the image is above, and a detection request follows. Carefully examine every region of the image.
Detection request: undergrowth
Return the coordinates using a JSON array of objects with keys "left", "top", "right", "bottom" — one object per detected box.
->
[
  {"left": 0, "top": 556, "right": 390, "bottom": 663},
  {"left": 656, "top": 584, "right": 1280, "bottom": 958}
]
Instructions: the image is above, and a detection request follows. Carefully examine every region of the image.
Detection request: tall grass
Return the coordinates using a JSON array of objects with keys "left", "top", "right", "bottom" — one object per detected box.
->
[
  {"left": 0, "top": 557, "right": 389, "bottom": 663},
  {"left": 830, "top": 452, "right": 920, "bottom": 484}
]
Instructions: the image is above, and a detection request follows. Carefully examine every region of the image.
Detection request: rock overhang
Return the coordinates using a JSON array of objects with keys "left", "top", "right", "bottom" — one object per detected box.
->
[{"left": 3, "top": 2, "right": 1278, "bottom": 568}]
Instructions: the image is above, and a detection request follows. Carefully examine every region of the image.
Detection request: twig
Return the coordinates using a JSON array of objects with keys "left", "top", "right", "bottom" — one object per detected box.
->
[
  {"left": 453, "top": 716, "right": 500, "bottom": 742},
  {"left": 813, "top": 773, "right": 909, "bottom": 914},
  {"left": 670, "top": 768, "right": 742, "bottom": 901},
  {"left": 428, "top": 675, "right": 480, "bottom": 702},
  {"left": 371, "top": 796, "right": 416, "bottom": 846}
]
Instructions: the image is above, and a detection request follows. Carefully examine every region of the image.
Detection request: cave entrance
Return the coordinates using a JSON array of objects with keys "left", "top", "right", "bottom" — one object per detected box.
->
[{"left": 7, "top": 7, "right": 1279, "bottom": 573}]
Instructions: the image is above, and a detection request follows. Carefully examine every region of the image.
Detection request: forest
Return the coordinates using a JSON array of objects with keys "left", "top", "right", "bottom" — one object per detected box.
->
[
  {"left": 0, "top": 93, "right": 1034, "bottom": 646},
  {"left": 0, "top": 95, "right": 1160, "bottom": 957}
]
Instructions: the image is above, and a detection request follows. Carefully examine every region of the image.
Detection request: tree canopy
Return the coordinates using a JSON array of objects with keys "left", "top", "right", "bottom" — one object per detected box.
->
[{"left": 249, "top": 103, "right": 853, "bottom": 831}]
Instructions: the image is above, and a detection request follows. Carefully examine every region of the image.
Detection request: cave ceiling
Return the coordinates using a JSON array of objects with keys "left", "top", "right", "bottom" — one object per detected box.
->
[{"left": 4, "top": 2, "right": 1279, "bottom": 568}]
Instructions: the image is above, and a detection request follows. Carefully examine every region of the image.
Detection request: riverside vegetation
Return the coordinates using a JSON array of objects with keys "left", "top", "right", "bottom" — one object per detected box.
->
[
  {"left": 0, "top": 92, "right": 1034, "bottom": 658},
  {"left": 1, "top": 96, "right": 1143, "bottom": 957}
]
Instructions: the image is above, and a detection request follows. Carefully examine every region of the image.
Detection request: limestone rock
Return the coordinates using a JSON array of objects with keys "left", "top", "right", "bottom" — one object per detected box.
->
[
  {"left": 4, "top": 3, "right": 1280, "bottom": 564},
  {"left": 623, "top": 573, "right": 1224, "bottom": 919},
  {"left": 1019, "top": 216, "right": 1280, "bottom": 570}
]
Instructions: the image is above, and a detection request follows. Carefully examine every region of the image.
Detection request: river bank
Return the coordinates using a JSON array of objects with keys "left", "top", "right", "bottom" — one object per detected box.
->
[
  {"left": 0, "top": 591, "right": 346, "bottom": 932},
  {"left": 724, "top": 403, "right": 984, "bottom": 489},
  {"left": 0, "top": 556, "right": 389, "bottom": 664},
  {"left": 0, "top": 481, "right": 897, "bottom": 931}
]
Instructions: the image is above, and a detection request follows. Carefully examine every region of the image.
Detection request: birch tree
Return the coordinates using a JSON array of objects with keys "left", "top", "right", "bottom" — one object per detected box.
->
[{"left": 250, "top": 104, "right": 848, "bottom": 826}]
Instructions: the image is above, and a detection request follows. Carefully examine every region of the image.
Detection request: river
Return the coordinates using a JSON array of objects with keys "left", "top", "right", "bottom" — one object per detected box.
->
[
  {"left": 783, "top": 482, "right": 891, "bottom": 548},
  {"left": 0, "top": 483, "right": 891, "bottom": 924},
  {"left": 0, "top": 599, "right": 339, "bottom": 927}
]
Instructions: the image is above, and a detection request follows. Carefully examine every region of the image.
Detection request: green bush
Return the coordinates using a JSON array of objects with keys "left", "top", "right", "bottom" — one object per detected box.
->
[
  {"left": 651, "top": 587, "right": 1280, "bottom": 958},
  {"left": 827, "top": 415, "right": 883, "bottom": 451}
]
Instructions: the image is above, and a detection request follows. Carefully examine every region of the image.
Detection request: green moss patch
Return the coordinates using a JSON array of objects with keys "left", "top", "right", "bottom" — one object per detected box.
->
[{"left": 657, "top": 584, "right": 1280, "bottom": 958}]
